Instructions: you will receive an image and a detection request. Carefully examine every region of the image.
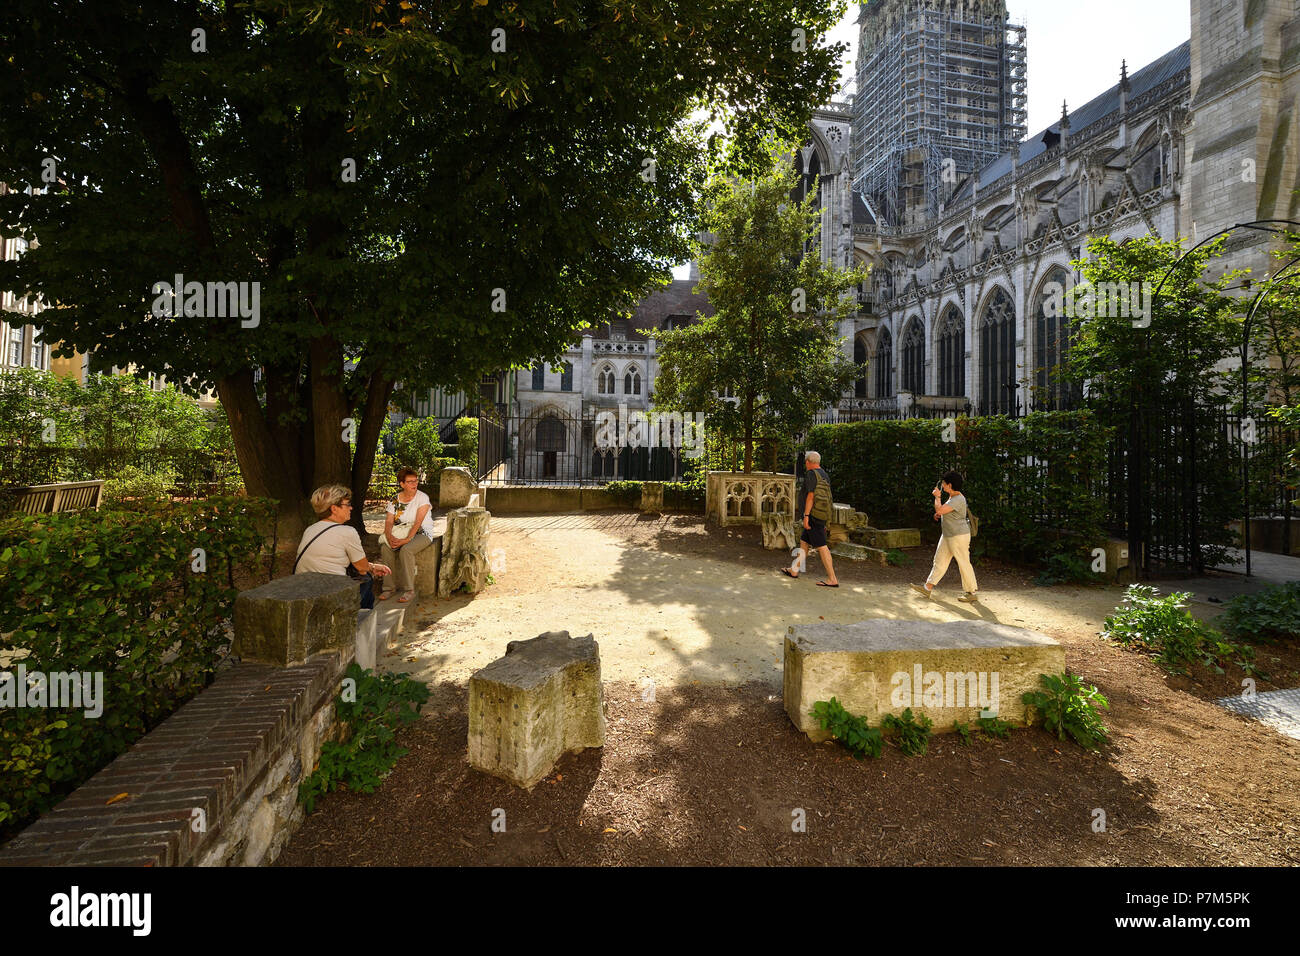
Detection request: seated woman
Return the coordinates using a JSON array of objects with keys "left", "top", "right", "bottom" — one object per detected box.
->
[
  {"left": 378, "top": 467, "right": 436, "bottom": 604},
  {"left": 294, "top": 484, "right": 391, "bottom": 609}
]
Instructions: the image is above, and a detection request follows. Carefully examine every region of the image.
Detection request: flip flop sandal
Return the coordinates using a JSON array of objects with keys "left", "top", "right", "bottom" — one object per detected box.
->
[
  {"left": 780, "top": 568, "right": 798, "bottom": 578},
  {"left": 397, "top": 590, "right": 415, "bottom": 603},
  {"left": 817, "top": 581, "right": 839, "bottom": 588}
]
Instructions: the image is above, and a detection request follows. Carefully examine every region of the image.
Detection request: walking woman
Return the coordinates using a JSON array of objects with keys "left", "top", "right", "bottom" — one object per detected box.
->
[{"left": 911, "top": 471, "right": 978, "bottom": 603}]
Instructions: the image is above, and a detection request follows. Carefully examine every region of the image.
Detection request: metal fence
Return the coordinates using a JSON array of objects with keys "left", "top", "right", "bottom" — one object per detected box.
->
[{"left": 475, "top": 409, "right": 700, "bottom": 487}]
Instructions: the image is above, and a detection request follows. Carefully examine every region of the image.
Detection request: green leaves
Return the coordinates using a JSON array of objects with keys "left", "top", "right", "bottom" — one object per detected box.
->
[
  {"left": 1021, "top": 672, "right": 1109, "bottom": 751},
  {"left": 881, "top": 707, "right": 933, "bottom": 757},
  {"left": 811, "top": 698, "right": 883, "bottom": 759}
]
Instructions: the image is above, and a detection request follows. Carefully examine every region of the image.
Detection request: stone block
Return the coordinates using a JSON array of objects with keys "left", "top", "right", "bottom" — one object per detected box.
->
[
  {"left": 761, "top": 512, "right": 799, "bottom": 550},
  {"left": 355, "top": 609, "right": 379, "bottom": 670},
  {"left": 640, "top": 482, "right": 664, "bottom": 514},
  {"left": 439, "top": 466, "right": 477, "bottom": 509},
  {"left": 846, "top": 511, "right": 870, "bottom": 532},
  {"left": 438, "top": 507, "right": 491, "bottom": 599},
  {"left": 829, "top": 542, "right": 888, "bottom": 566},
  {"left": 468, "top": 631, "right": 605, "bottom": 788},
  {"left": 784, "top": 618, "right": 1065, "bottom": 740},
  {"left": 234, "top": 573, "right": 358, "bottom": 666},
  {"left": 831, "top": 503, "right": 854, "bottom": 526},
  {"left": 866, "top": 527, "right": 923, "bottom": 549},
  {"left": 415, "top": 534, "right": 442, "bottom": 594}
]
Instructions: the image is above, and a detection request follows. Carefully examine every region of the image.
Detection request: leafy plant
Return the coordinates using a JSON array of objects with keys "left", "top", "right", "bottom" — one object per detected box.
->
[
  {"left": 953, "top": 720, "right": 972, "bottom": 745},
  {"left": 1218, "top": 581, "right": 1300, "bottom": 644},
  {"left": 977, "top": 715, "right": 1014, "bottom": 739},
  {"left": 1103, "top": 585, "right": 1222, "bottom": 675},
  {"left": 1021, "top": 672, "right": 1110, "bottom": 750},
  {"left": 881, "top": 707, "right": 933, "bottom": 757},
  {"left": 810, "top": 698, "right": 883, "bottom": 759},
  {"left": 392, "top": 416, "right": 445, "bottom": 483},
  {"left": 1034, "top": 550, "right": 1098, "bottom": 586},
  {"left": 885, "top": 548, "right": 911, "bottom": 567},
  {"left": 102, "top": 463, "right": 179, "bottom": 503},
  {"left": 455, "top": 417, "right": 479, "bottom": 468},
  {"left": 298, "top": 664, "right": 430, "bottom": 814},
  {"left": 604, "top": 480, "right": 643, "bottom": 507}
]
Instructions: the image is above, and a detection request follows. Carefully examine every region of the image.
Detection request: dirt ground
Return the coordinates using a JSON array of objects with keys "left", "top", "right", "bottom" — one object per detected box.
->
[{"left": 275, "top": 512, "right": 1300, "bottom": 866}]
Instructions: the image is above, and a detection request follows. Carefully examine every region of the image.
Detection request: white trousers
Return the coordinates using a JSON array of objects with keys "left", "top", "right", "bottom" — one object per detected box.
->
[{"left": 926, "top": 533, "right": 977, "bottom": 594}]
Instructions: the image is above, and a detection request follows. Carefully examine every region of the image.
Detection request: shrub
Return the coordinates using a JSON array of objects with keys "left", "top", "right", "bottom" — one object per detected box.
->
[
  {"left": 809, "top": 411, "right": 1110, "bottom": 566},
  {"left": 392, "top": 417, "right": 445, "bottom": 482},
  {"left": 298, "top": 663, "right": 429, "bottom": 814},
  {"left": 953, "top": 720, "right": 973, "bottom": 745},
  {"left": 0, "top": 496, "right": 275, "bottom": 838},
  {"left": 1034, "top": 550, "right": 1100, "bottom": 586},
  {"left": 1103, "top": 585, "right": 1212, "bottom": 674},
  {"left": 882, "top": 707, "right": 933, "bottom": 756},
  {"left": 810, "top": 698, "right": 883, "bottom": 759},
  {"left": 1022, "top": 672, "right": 1110, "bottom": 750},
  {"left": 454, "top": 417, "right": 478, "bottom": 467},
  {"left": 367, "top": 452, "right": 400, "bottom": 501},
  {"left": 977, "top": 715, "right": 1014, "bottom": 739},
  {"left": 101, "top": 463, "right": 178, "bottom": 503},
  {"left": 423, "top": 456, "right": 462, "bottom": 490},
  {"left": 604, "top": 480, "right": 642, "bottom": 507},
  {"left": 1218, "top": 581, "right": 1300, "bottom": 644}
]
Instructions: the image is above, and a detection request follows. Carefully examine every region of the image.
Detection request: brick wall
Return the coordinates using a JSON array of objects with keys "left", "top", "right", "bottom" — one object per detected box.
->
[{"left": 0, "top": 649, "right": 351, "bottom": 867}]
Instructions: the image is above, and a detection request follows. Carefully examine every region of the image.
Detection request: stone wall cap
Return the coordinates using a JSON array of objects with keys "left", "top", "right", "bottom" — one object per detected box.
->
[{"left": 788, "top": 618, "right": 1060, "bottom": 652}]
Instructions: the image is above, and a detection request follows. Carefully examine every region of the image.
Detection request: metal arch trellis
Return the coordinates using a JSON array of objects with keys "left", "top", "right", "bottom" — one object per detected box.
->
[{"left": 1151, "top": 219, "right": 1300, "bottom": 577}]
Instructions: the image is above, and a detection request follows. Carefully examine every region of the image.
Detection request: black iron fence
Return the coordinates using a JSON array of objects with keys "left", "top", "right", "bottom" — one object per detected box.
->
[{"left": 476, "top": 408, "right": 702, "bottom": 487}]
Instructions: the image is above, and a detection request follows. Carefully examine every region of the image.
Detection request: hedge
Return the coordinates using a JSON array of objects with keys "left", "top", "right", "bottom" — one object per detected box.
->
[
  {"left": 454, "top": 417, "right": 478, "bottom": 468},
  {"left": 0, "top": 496, "right": 275, "bottom": 838},
  {"left": 809, "top": 411, "right": 1111, "bottom": 564}
]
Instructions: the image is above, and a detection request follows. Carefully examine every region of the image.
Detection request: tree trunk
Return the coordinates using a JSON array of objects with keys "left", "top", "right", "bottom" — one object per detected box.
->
[{"left": 349, "top": 368, "right": 395, "bottom": 536}]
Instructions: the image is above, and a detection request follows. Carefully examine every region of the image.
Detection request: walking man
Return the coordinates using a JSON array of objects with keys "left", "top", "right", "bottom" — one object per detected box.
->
[
  {"left": 911, "top": 470, "right": 978, "bottom": 602},
  {"left": 781, "top": 451, "right": 839, "bottom": 588}
]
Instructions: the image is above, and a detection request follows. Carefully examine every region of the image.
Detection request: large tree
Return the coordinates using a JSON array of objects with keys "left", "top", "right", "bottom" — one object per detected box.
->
[
  {"left": 0, "top": 0, "right": 848, "bottom": 533},
  {"left": 652, "top": 145, "right": 868, "bottom": 473}
]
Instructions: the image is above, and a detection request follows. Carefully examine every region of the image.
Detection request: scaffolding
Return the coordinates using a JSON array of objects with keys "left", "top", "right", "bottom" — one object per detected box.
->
[{"left": 852, "top": 0, "right": 1027, "bottom": 228}]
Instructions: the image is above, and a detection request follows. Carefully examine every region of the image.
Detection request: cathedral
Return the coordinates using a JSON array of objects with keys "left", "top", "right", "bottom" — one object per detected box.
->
[{"left": 470, "top": 0, "right": 1300, "bottom": 478}]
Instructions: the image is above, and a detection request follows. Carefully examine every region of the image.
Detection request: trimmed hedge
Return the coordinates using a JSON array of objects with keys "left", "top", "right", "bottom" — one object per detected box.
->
[
  {"left": 809, "top": 412, "right": 1111, "bottom": 565},
  {"left": 0, "top": 496, "right": 275, "bottom": 838},
  {"left": 454, "top": 417, "right": 478, "bottom": 468}
]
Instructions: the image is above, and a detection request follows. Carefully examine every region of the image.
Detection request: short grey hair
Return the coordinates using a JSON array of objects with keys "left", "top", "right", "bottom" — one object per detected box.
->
[{"left": 805, "top": 451, "right": 821, "bottom": 465}]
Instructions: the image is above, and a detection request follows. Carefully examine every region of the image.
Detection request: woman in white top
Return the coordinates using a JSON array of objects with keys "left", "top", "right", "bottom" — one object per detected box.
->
[
  {"left": 378, "top": 467, "right": 436, "bottom": 603},
  {"left": 294, "top": 484, "right": 391, "bottom": 609}
]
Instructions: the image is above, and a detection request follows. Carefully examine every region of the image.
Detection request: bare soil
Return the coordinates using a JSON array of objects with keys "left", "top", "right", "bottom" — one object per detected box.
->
[{"left": 274, "top": 512, "right": 1300, "bottom": 866}]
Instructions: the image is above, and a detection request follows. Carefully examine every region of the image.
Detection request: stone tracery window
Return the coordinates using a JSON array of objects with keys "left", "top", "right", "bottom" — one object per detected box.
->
[
  {"left": 979, "top": 287, "right": 1017, "bottom": 414},
  {"left": 901, "top": 318, "right": 925, "bottom": 395},
  {"left": 874, "top": 325, "right": 893, "bottom": 399},
  {"left": 936, "top": 308, "right": 965, "bottom": 398}
]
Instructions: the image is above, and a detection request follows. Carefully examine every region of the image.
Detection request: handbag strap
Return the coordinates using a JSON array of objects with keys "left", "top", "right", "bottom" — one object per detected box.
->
[{"left": 293, "top": 522, "right": 349, "bottom": 573}]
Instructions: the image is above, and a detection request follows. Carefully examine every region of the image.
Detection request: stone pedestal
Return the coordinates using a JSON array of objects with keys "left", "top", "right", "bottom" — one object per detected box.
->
[
  {"left": 640, "top": 482, "right": 664, "bottom": 514},
  {"left": 468, "top": 631, "right": 605, "bottom": 789},
  {"left": 829, "top": 542, "right": 888, "bottom": 566},
  {"left": 234, "top": 573, "right": 358, "bottom": 666},
  {"left": 865, "top": 528, "right": 923, "bottom": 549},
  {"left": 415, "top": 534, "right": 442, "bottom": 594},
  {"left": 784, "top": 619, "right": 1065, "bottom": 739},
  {"left": 761, "top": 512, "right": 799, "bottom": 550},
  {"left": 438, "top": 506, "right": 491, "bottom": 598},
  {"left": 439, "top": 466, "right": 477, "bottom": 509}
]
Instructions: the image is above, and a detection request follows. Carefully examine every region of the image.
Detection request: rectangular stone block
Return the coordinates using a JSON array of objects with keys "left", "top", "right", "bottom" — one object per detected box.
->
[
  {"left": 415, "top": 536, "right": 442, "bottom": 594},
  {"left": 468, "top": 631, "right": 604, "bottom": 789},
  {"left": 829, "top": 542, "right": 888, "bottom": 566},
  {"left": 784, "top": 619, "right": 1065, "bottom": 740},
  {"left": 866, "top": 528, "right": 922, "bottom": 549},
  {"left": 234, "top": 573, "right": 357, "bottom": 666}
]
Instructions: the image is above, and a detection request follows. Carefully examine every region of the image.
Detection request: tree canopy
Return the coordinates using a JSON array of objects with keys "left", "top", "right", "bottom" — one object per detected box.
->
[
  {"left": 652, "top": 145, "right": 868, "bottom": 472},
  {"left": 0, "top": 0, "right": 850, "bottom": 528}
]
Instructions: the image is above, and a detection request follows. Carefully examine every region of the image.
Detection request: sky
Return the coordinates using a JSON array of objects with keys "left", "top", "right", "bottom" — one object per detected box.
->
[{"left": 674, "top": 0, "right": 1192, "bottom": 277}]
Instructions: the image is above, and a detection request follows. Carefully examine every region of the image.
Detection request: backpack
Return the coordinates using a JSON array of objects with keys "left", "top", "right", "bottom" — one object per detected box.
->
[
  {"left": 968, "top": 509, "right": 979, "bottom": 538},
  {"left": 809, "top": 469, "right": 833, "bottom": 522}
]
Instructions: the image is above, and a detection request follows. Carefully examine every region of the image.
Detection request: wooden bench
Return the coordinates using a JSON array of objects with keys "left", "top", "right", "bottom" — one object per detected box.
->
[{"left": 0, "top": 480, "right": 104, "bottom": 516}]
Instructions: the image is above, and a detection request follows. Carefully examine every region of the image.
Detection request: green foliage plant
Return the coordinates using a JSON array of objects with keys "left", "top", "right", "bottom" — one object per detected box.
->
[
  {"left": 0, "top": 496, "right": 275, "bottom": 838},
  {"left": 810, "top": 698, "right": 883, "bottom": 759},
  {"left": 1021, "top": 672, "right": 1110, "bottom": 750},
  {"left": 298, "top": 664, "right": 430, "bottom": 814},
  {"left": 1103, "top": 585, "right": 1217, "bottom": 674},
  {"left": 392, "top": 417, "right": 445, "bottom": 483},
  {"left": 882, "top": 707, "right": 933, "bottom": 756},
  {"left": 953, "top": 720, "right": 972, "bottom": 745},
  {"left": 454, "top": 418, "right": 479, "bottom": 468},
  {"left": 1218, "top": 581, "right": 1300, "bottom": 644},
  {"left": 885, "top": 548, "right": 911, "bottom": 567},
  {"left": 977, "top": 715, "right": 1014, "bottom": 739}
]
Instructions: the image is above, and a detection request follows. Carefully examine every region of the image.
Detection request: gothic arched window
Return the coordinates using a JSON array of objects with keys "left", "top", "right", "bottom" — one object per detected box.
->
[
  {"left": 597, "top": 365, "right": 614, "bottom": 394},
  {"left": 531, "top": 362, "right": 545, "bottom": 391},
  {"left": 560, "top": 361, "right": 573, "bottom": 392},
  {"left": 979, "top": 287, "right": 1017, "bottom": 414},
  {"left": 624, "top": 369, "right": 641, "bottom": 395},
  {"left": 937, "top": 308, "right": 965, "bottom": 397},
  {"left": 874, "top": 325, "right": 894, "bottom": 399},
  {"left": 854, "top": 335, "right": 868, "bottom": 399},
  {"left": 901, "top": 318, "right": 925, "bottom": 395},
  {"left": 1035, "top": 268, "right": 1079, "bottom": 410}
]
